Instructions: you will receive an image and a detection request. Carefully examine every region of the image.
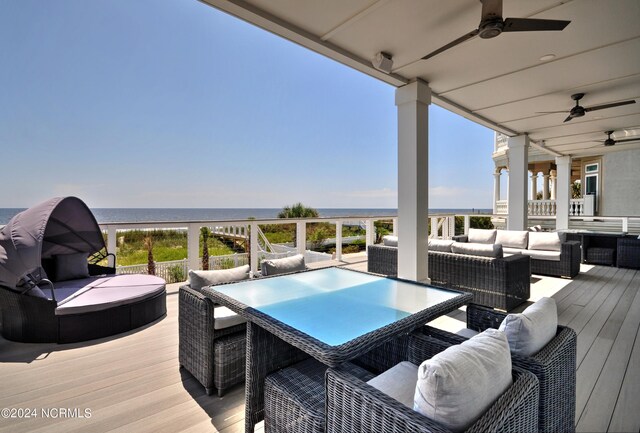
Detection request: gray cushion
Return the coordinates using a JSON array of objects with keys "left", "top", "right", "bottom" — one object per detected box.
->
[
  {"left": 367, "top": 361, "right": 419, "bottom": 408},
  {"left": 261, "top": 254, "right": 306, "bottom": 276},
  {"left": 528, "top": 232, "right": 561, "bottom": 251},
  {"left": 502, "top": 247, "right": 524, "bottom": 255},
  {"left": 495, "top": 230, "right": 529, "bottom": 249},
  {"left": 54, "top": 252, "right": 89, "bottom": 282},
  {"left": 382, "top": 235, "right": 398, "bottom": 247},
  {"left": 213, "top": 306, "right": 247, "bottom": 330},
  {"left": 451, "top": 242, "right": 503, "bottom": 258},
  {"left": 428, "top": 239, "right": 454, "bottom": 252},
  {"left": 467, "top": 228, "right": 497, "bottom": 244},
  {"left": 27, "top": 286, "right": 48, "bottom": 299},
  {"left": 499, "top": 297, "right": 558, "bottom": 357},
  {"left": 414, "top": 329, "right": 513, "bottom": 432},
  {"left": 520, "top": 249, "right": 561, "bottom": 262},
  {"left": 188, "top": 265, "right": 250, "bottom": 291}
]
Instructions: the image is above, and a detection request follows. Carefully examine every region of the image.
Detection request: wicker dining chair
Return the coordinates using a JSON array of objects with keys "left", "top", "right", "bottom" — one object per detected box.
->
[{"left": 422, "top": 303, "right": 577, "bottom": 433}]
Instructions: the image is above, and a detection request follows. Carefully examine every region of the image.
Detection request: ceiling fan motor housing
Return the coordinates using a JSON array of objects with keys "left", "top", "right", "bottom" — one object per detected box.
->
[{"left": 479, "top": 19, "right": 503, "bottom": 38}]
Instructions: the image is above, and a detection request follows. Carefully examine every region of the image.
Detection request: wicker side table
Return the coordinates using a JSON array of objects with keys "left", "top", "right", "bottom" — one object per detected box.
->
[
  {"left": 586, "top": 247, "right": 615, "bottom": 266},
  {"left": 617, "top": 237, "right": 640, "bottom": 269}
]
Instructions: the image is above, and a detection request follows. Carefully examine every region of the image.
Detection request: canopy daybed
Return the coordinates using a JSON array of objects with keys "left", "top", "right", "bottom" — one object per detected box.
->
[{"left": 0, "top": 197, "right": 166, "bottom": 343}]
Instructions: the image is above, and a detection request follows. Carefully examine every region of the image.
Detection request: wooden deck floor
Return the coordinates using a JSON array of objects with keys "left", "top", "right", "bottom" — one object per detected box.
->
[{"left": 1, "top": 258, "right": 638, "bottom": 432}]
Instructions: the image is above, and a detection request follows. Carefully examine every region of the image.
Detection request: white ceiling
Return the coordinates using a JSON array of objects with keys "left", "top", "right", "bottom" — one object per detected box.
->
[{"left": 200, "top": 0, "right": 640, "bottom": 157}]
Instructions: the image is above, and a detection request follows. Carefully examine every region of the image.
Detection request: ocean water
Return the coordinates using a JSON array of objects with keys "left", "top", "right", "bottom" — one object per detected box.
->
[{"left": 0, "top": 207, "right": 491, "bottom": 225}]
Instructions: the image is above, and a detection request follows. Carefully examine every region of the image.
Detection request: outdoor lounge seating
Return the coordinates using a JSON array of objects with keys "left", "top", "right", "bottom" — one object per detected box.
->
[
  {"left": 0, "top": 197, "right": 167, "bottom": 343},
  {"left": 264, "top": 331, "right": 539, "bottom": 433},
  {"left": 453, "top": 228, "right": 581, "bottom": 278},
  {"left": 178, "top": 255, "right": 307, "bottom": 396},
  {"left": 422, "top": 301, "right": 577, "bottom": 433},
  {"left": 367, "top": 240, "right": 531, "bottom": 311}
]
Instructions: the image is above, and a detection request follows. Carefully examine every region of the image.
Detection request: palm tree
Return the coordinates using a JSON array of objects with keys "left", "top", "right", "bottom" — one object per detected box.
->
[
  {"left": 277, "top": 203, "right": 319, "bottom": 218},
  {"left": 144, "top": 236, "right": 155, "bottom": 276},
  {"left": 201, "top": 226, "right": 211, "bottom": 270}
]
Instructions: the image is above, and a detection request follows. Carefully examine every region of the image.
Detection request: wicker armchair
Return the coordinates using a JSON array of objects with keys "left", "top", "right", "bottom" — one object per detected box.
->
[
  {"left": 325, "top": 332, "right": 540, "bottom": 433},
  {"left": 422, "top": 304, "right": 577, "bottom": 433},
  {"left": 617, "top": 236, "right": 640, "bottom": 269},
  {"left": 367, "top": 244, "right": 530, "bottom": 311},
  {"left": 178, "top": 285, "right": 246, "bottom": 397}
]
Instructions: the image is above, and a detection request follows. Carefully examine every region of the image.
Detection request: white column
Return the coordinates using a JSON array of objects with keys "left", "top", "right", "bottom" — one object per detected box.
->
[
  {"left": 507, "top": 135, "right": 530, "bottom": 230},
  {"left": 187, "top": 223, "right": 200, "bottom": 271},
  {"left": 530, "top": 173, "right": 538, "bottom": 200},
  {"left": 464, "top": 215, "right": 470, "bottom": 235},
  {"left": 392, "top": 218, "right": 398, "bottom": 236},
  {"left": 493, "top": 170, "right": 501, "bottom": 214},
  {"left": 365, "top": 219, "right": 375, "bottom": 252},
  {"left": 296, "top": 221, "right": 306, "bottom": 255},
  {"left": 335, "top": 221, "right": 343, "bottom": 261},
  {"left": 250, "top": 222, "right": 258, "bottom": 274},
  {"left": 106, "top": 226, "right": 117, "bottom": 267},
  {"left": 396, "top": 80, "right": 430, "bottom": 282},
  {"left": 543, "top": 173, "right": 550, "bottom": 200},
  {"left": 550, "top": 170, "right": 557, "bottom": 200},
  {"left": 555, "top": 156, "right": 572, "bottom": 230}
]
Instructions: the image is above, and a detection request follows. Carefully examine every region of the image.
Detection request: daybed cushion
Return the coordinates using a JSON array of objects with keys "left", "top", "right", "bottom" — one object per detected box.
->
[
  {"left": 520, "top": 249, "right": 561, "bottom": 262},
  {"left": 54, "top": 252, "right": 89, "bottom": 282},
  {"left": 502, "top": 247, "right": 524, "bottom": 255},
  {"left": 428, "top": 239, "right": 454, "bottom": 252},
  {"left": 414, "top": 328, "right": 513, "bottom": 432},
  {"left": 213, "top": 306, "right": 247, "bottom": 330},
  {"left": 261, "top": 254, "right": 305, "bottom": 276},
  {"left": 499, "top": 297, "right": 558, "bottom": 357},
  {"left": 367, "top": 361, "right": 419, "bottom": 408},
  {"left": 382, "top": 235, "right": 398, "bottom": 247},
  {"left": 528, "top": 231, "right": 562, "bottom": 252},
  {"left": 467, "top": 228, "right": 497, "bottom": 244},
  {"left": 495, "top": 230, "right": 529, "bottom": 249},
  {"left": 451, "top": 242, "right": 503, "bottom": 258},
  {"left": 188, "top": 265, "right": 250, "bottom": 291}
]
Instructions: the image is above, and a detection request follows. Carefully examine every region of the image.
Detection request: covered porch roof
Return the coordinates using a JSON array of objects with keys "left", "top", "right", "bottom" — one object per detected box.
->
[{"left": 200, "top": 0, "right": 640, "bottom": 157}]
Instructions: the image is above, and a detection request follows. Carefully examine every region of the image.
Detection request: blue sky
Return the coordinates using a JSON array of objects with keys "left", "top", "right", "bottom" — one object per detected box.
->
[{"left": 0, "top": 0, "right": 495, "bottom": 209}]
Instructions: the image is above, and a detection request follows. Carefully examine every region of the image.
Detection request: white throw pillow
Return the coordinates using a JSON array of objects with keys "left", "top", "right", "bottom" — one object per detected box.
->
[
  {"left": 467, "top": 228, "right": 497, "bottom": 244},
  {"left": 414, "top": 329, "right": 513, "bottom": 432},
  {"left": 428, "top": 239, "right": 454, "bottom": 252},
  {"left": 451, "top": 242, "right": 503, "bottom": 258},
  {"left": 499, "top": 297, "right": 558, "bottom": 357},
  {"left": 261, "top": 254, "right": 306, "bottom": 276},
  {"left": 495, "top": 230, "right": 529, "bottom": 249},
  {"left": 382, "top": 235, "right": 398, "bottom": 247},
  {"left": 188, "top": 265, "right": 250, "bottom": 291},
  {"left": 528, "top": 232, "right": 562, "bottom": 251}
]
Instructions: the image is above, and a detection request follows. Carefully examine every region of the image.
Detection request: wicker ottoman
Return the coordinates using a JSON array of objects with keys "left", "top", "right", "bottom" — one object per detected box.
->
[
  {"left": 264, "top": 358, "right": 374, "bottom": 433},
  {"left": 617, "top": 237, "right": 640, "bottom": 269},
  {"left": 586, "top": 247, "right": 615, "bottom": 266},
  {"left": 213, "top": 331, "right": 246, "bottom": 396}
]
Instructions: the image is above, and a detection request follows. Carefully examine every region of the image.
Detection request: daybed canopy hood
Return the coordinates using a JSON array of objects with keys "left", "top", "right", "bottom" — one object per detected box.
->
[{"left": 0, "top": 196, "right": 105, "bottom": 290}]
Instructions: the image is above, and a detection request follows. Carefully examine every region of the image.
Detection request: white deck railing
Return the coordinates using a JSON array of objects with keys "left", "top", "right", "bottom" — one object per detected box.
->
[{"left": 496, "top": 199, "right": 587, "bottom": 216}]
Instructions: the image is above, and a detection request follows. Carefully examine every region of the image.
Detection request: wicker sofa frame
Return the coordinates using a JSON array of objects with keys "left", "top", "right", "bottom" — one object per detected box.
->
[
  {"left": 617, "top": 236, "right": 640, "bottom": 269},
  {"left": 422, "top": 303, "right": 577, "bottom": 433},
  {"left": 453, "top": 234, "right": 581, "bottom": 278},
  {"left": 367, "top": 244, "right": 531, "bottom": 311}
]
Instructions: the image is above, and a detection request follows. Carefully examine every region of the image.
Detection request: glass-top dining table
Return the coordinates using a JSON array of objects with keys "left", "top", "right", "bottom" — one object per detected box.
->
[{"left": 203, "top": 267, "right": 473, "bottom": 432}]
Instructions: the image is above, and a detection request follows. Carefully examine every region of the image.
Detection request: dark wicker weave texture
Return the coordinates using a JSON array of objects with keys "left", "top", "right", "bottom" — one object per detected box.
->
[
  {"left": 367, "top": 244, "right": 530, "bottom": 311},
  {"left": 423, "top": 303, "right": 577, "bottom": 433},
  {"left": 178, "top": 285, "right": 246, "bottom": 396},
  {"left": 326, "top": 332, "right": 540, "bottom": 433},
  {"left": 617, "top": 237, "right": 640, "bottom": 269},
  {"left": 264, "top": 358, "right": 374, "bottom": 433}
]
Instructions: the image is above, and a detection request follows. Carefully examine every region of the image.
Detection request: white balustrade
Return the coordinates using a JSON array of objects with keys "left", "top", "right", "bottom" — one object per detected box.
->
[{"left": 496, "top": 199, "right": 586, "bottom": 217}]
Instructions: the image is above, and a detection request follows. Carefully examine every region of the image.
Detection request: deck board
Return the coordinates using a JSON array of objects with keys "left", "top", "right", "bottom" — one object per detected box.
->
[{"left": 1, "top": 258, "right": 639, "bottom": 432}]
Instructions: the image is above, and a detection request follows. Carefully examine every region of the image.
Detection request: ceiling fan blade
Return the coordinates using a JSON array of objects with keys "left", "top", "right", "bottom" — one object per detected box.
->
[
  {"left": 585, "top": 100, "right": 636, "bottom": 112},
  {"left": 563, "top": 115, "right": 574, "bottom": 123},
  {"left": 422, "top": 29, "right": 479, "bottom": 61},
  {"left": 615, "top": 137, "right": 640, "bottom": 144},
  {"left": 536, "top": 111, "right": 569, "bottom": 114},
  {"left": 503, "top": 18, "right": 570, "bottom": 32}
]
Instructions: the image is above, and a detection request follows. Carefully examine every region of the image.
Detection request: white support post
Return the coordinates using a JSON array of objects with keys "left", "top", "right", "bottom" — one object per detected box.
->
[
  {"left": 396, "top": 80, "right": 430, "bottom": 282},
  {"left": 493, "top": 170, "right": 501, "bottom": 214},
  {"left": 550, "top": 170, "right": 557, "bottom": 200},
  {"left": 107, "top": 226, "right": 117, "bottom": 267},
  {"left": 555, "top": 156, "right": 572, "bottom": 230},
  {"left": 464, "top": 215, "right": 470, "bottom": 235},
  {"left": 507, "top": 135, "right": 530, "bottom": 230},
  {"left": 296, "top": 221, "right": 306, "bottom": 255},
  {"left": 530, "top": 173, "right": 538, "bottom": 200},
  {"left": 392, "top": 218, "right": 398, "bottom": 236},
  {"left": 365, "top": 219, "right": 376, "bottom": 252},
  {"left": 543, "top": 173, "right": 550, "bottom": 200},
  {"left": 335, "top": 221, "right": 343, "bottom": 261},
  {"left": 430, "top": 217, "right": 438, "bottom": 239},
  {"left": 250, "top": 222, "right": 258, "bottom": 274},
  {"left": 622, "top": 217, "right": 629, "bottom": 233},
  {"left": 187, "top": 223, "right": 200, "bottom": 271}
]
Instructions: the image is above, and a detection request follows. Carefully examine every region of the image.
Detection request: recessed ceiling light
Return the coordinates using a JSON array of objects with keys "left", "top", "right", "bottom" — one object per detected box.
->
[{"left": 539, "top": 54, "right": 556, "bottom": 61}]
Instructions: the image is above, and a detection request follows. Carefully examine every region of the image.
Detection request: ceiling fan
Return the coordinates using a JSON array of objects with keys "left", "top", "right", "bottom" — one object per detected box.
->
[
  {"left": 592, "top": 130, "right": 640, "bottom": 147},
  {"left": 421, "top": 0, "right": 570, "bottom": 61},
  {"left": 539, "top": 93, "right": 637, "bottom": 122}
]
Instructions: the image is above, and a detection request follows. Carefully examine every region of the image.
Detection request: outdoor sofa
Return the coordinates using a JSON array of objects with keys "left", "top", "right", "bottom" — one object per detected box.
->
[
  {"left": 178, "top": 254, "right": 307, "bottom": 396},
  {"left": 367, "top": 239, "right": 531, "bottom": 311},
  {"left": 453, "top": 228, "right": 580, "bottom": 278}
]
